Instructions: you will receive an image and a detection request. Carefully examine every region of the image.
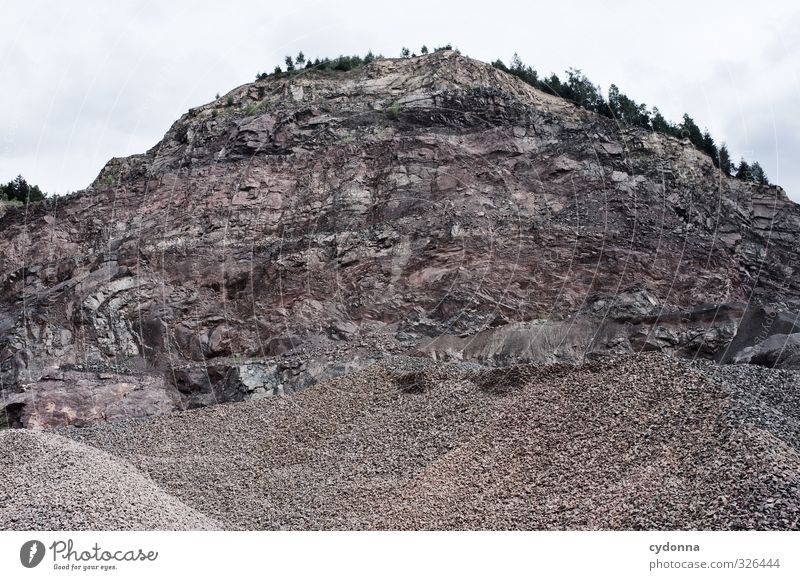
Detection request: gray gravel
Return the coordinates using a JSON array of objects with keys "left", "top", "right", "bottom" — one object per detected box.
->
[
  {"left": 0, "top": 429, "right": 221, "bottom": 530},
  {"left": 693, "top": 360, "right": 800, "bottom": 447},
  {"left": 4, "top": 353, "right": 799, "bottom": 530}
]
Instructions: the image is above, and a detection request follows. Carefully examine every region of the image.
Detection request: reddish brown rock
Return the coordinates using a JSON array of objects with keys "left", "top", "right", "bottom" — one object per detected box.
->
[
  {"left": 2, "top": 51, "right": 799, "bottom": 426},
  {"left": 1, "top": 370, "right": 181, "bottom": 428}
]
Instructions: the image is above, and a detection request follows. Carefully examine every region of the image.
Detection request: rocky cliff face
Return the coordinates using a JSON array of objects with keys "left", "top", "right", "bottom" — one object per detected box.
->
[{"left": 2, "top": 50, "right": 799, "bottom": 427}]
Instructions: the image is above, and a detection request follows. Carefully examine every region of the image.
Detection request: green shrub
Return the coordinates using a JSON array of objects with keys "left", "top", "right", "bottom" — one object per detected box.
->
[
  {"left": 0, "top": 175, "right": 46, "bottom": 203},
  {"left": 386, "top": 100, "right": 401, "bottom": 119}
]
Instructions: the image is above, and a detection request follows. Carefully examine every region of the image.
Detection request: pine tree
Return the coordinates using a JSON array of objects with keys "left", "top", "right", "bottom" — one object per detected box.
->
[
  {"left": 11, "top": 175, "right": 28, "bottom": 201},
  {"left": 544, "top": 73, "right": 563, "bottom": 97},
  {"left": 284, "top": 56, "right": 295, "bottom": 72},
  {"left": 28, "top": 183, "right": 45, "bottom": 201},
  {"left": 491, "top": 59, "right": 508, "bottom": 72},
  {"left": 560, "top": 69, "right": 605, "bottom": 114},
  {"left": 0, "top": 175, "right": 45, "bottom": 203},
  {"left": 295, "top": 52, "right": 305, "bottom": 66},
  {"left": 401, "top": 47, "right": 410, "bottom": 58},
  {"left": 650, "top": 107, "right": 677, "bottom": 136},
  {"left": 750, "top": 162, "right": 769, "bottom": 185},
  {"left": 273, "top": 66, "right": 282, "bottom": 74},
  {"left": 702, "top": 131, "right": 719, "bottom": 166},
  {"left": 680, "top": 114, "right": 704, "bottom": 149},
  {"left": 735, "top": 159, "right": 751, "bottom": 180},
  {"left": 510, "top": 53, "right": 524, "bottom": 73},
  {"left": 607, "top": 84, "right": 649, "bottom": 127},
  {"left": 420, "top": 45, "right": 428, "bottom": 55},
  {"left": 718, "top": 144, "right": 732, "bottom": 176}
]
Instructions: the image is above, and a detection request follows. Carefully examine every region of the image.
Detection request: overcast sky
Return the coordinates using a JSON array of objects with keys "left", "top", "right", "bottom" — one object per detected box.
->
[{"left": 2, "top": 0, "right": 799, "bottom": 200}]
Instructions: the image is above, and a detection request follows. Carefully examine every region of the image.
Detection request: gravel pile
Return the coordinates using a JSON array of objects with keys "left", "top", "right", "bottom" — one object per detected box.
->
[
  {"left": 31, "top": 352, "right": 794, "bottom": 530},
  {"left": 693, "top": 360, "right": 800, "bottom": 447},
  {"left": 0, "top": 430, "right": 220, "bottom": 530}
]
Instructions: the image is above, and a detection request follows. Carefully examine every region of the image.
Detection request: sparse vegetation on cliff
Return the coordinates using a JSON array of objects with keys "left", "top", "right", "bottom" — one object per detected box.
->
[
  {"left": 251, "top": 46, "right": 769, "bottom": 186},
  {"left": 258, "top": 52, "right": 383, "bottom": 80},
  {"left": 0, "top": 175, "right": 46, "bottom": 204},
  {"left": 491, "top": 52, "right": 770, "bottom": 185},
  {"left": 385, "top": 100, "right": 401, "bottom": 119}
]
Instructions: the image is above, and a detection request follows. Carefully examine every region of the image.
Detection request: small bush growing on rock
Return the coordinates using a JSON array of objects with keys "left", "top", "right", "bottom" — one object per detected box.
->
[
  {"left": 226, "top": 95, "right": 234, "bottom": 107},
  {"left": 385, "top": 100, "right": 401, "bottom": 119}
]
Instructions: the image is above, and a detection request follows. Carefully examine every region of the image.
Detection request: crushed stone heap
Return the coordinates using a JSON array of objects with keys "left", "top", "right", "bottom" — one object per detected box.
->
[{"left": 0, "top": 354, "right": 783, "bottom": 530}]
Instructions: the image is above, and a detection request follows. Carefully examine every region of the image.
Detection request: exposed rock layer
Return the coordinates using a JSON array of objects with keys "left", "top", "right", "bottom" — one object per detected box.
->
[{"left": 1, "top": 51, "right": 799, "bottom": 426}]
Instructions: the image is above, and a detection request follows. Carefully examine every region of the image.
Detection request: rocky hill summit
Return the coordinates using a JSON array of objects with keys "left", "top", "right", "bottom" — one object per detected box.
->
[{"left": 2, "top": 50, "right": 799, "bottom": 428}]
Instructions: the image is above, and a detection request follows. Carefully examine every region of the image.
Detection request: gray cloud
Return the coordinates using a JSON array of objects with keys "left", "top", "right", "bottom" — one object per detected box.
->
[{"left": 2, "top": 0, "right": 798, "bottom": 200}]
